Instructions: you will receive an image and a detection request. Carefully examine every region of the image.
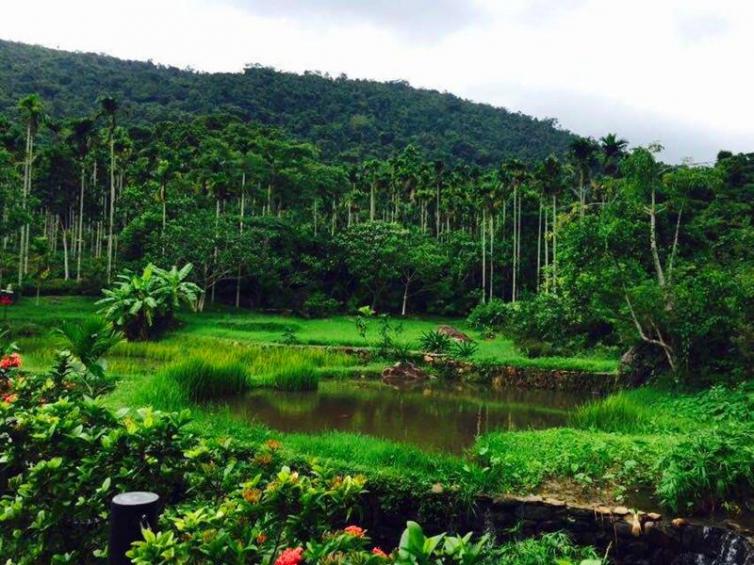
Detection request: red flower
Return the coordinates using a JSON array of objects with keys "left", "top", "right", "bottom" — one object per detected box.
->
[
  {"left": 0, "top": 353, "right": 21, "bottom": 370},
  {"left": 274, "top": 547, "right": 303, "bottom": 565},
  {"left": 1, "top": 393, "right": 17, "bottom": 404},
  {"left": 0, "top": 295, "right": 12, "bottom": 306},
  {"left": 372, "top": 547, "right": 389, "bottom": 558},
  {"left": 344, "top": 525, "right": 366, "bottom": 538}
]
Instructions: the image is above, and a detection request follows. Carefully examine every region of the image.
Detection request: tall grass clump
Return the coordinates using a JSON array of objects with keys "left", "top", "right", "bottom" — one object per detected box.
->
[
  {"left": 570, "top": 392, "right": 656, "bottom": 433},
  {"left": 271, "top": 361, "right": 320, "bottom": 391},
  {"left": 159, "top": 356, "right": 249, "bottom": 402}
]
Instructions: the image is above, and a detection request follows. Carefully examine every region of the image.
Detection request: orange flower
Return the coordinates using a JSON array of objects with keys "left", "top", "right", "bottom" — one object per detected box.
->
[
  {"left": 264, "top": 439, "right": 282, "bottom": 450},
  {"left": 372, "top": 547, "right": 389, "bottom": 558},
  {"left": 1, "top": 393, "right": 17, "bottom": 404},
  {"left": 256, "top": 532, "right": 268, "bottom": 544},
  {"left": 242, "top": 488, "right": 262, "bottom": 504},
  {"left": 254, "top": 453, "right": 273, "bottom": 466},
  {"left": 344, "top": 525, "right": 365, "bottom": 538}
]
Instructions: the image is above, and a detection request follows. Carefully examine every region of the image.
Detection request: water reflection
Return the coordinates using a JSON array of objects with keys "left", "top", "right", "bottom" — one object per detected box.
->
[{"left": 227, "top": 380, "right": 588, "bottom": 453}]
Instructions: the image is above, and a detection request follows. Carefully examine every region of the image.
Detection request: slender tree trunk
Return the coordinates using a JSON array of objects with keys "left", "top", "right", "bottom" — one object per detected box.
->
[
  {"left": 649, "top": 187, "right": 666, "bottom": 287},
  {"left": 61, "top": 218, "right": 69, "bottom": 281},
  {"left": 536, "top": 198, "right": 542, "bottom": 291},
  {"left": 544, "top": 207, "right": 549, "bottom": 293},
  {"left": 552, "top": 194, "right": 557, "bottom": 293},
  {"left": 489, "top": 213, "right": 494, "bottom": 302},
  {"left": 401, "top": 278, "right": 411, "bottom": 316},
  {"left": 435, "top": 182, "right": 441, "bottom": 238},
  {"left": 481, "top": 207, "right": 486, "bottom": 302},
  {"left": 211, "top": 198, "right": 220, "bottom": 304},
  {"left": 235, "top": 178, "right": 245, "bottom": 309},
  {"left": 512, "top": 186, "right": 517, "bottom": 302},
  {"left": 76, "top": 164, "right": 85, "bottom": 281},
  {"left": 106, "top": 133, "right": 115, "bottom": 282},
  {"left": 370, "top": 182, "right": 376, "bottom": 221}
]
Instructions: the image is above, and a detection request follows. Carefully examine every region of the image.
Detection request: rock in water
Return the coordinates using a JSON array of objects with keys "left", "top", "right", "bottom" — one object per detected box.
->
[
  {"left": 381, "top": 362, "right": 430, "bottom": 385},
  {"left": 437, "top": 325, "right": 472, "bottom": 342}
]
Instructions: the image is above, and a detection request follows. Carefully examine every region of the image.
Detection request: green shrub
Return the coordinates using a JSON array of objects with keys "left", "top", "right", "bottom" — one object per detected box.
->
[
  {"left": 506, "top": 294, "right": 584, "bottom": 357},
  {"left": 656, "top": 424, "right": 754, "bottom": 512},
  {"left": 451, "top": 339, "right": 478, "bottom": 359},
  {"left": 419, "top": 330, "right": 452, "bottom": 354},
  {"left": 272, "top": 362, "right": 320, "bottom": 391},
  {"left": 467, "top": 299, "right": 512, "bottom": 331},
  {"left": 301, "top": 291, "right": 341, "bottom": 318},
  {"left": 160, "top": 357, "right": 249, "bottom": 401},
  {"left": 98, "top": 263, "right": 201, "bottom": 341}
]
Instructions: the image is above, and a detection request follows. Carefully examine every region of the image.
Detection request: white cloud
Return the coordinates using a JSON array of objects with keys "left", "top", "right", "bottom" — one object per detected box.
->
[{"left": 0, "top": 0, "right": 751, "bottom": 162}]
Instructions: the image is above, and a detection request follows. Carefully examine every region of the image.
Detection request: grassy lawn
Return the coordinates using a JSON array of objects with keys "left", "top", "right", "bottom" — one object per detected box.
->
[{"left": 10, "top": 295, "right": 619, "bottom": 373}]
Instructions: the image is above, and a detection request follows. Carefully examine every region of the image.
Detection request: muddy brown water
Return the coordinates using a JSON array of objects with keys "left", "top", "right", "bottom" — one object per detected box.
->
[{"left": 227, "top": 379, "right": 590, "bottom": 453}]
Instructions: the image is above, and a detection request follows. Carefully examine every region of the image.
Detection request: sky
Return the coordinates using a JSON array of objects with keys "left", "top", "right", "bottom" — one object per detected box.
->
[{"left": 1, "top": 0, "right": 752, "bottom": 163}]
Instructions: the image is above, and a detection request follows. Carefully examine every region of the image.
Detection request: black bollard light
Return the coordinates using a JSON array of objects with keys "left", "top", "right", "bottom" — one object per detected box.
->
[{"left": 108, "top": 491, "right": 160, "bottom": 564}]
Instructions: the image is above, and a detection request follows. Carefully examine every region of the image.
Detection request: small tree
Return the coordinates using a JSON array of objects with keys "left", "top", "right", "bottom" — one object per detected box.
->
[{"left": 98, "top": 263, "right": 202, "bottom": 340}]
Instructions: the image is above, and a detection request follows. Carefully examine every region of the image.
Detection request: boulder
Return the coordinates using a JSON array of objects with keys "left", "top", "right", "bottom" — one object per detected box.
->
[
  {"left": 619, "top": 342, "right": 667, "bottom": 386},
  {"left": 381, "top": 362, "right": 430, "bottom": 386},
  {"left": 437, "top": 325, "right": 472, "bottom": 342}
]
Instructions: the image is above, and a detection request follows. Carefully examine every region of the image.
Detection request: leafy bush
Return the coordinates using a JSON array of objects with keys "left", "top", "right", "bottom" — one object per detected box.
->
[
  {"left": 98, "top": 263, "right": 201, "bottom": 341},
  {"left": 301, "top": 291, "right": 341, "bottom": 318},
  {"left": 466, "top": 299, "right": 513, "bottom": 332},
  {"left": 506, "top": 294, "right": 583, "bottom": 357},
  {"left": 419, "top": 330, "right": 452, "bottom": 355},
  {"left": 159, "top": 357, "right": 249, "bottom": 402}
]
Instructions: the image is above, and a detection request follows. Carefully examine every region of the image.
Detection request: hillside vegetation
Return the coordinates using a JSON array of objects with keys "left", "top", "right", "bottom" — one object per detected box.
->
[{"left": 0, "top": 39, "right": 573, "bottom": 164}]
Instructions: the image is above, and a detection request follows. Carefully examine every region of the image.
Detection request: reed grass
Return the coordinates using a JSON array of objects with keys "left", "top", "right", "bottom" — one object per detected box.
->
[{"left": 156, "top": 356, "right": 250, "bottom": 402}]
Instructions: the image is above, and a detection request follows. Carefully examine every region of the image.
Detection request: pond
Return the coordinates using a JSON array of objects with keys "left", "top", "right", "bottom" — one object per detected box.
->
[{"left": 227, "top": 379, "right": 590, "bottom": 453}]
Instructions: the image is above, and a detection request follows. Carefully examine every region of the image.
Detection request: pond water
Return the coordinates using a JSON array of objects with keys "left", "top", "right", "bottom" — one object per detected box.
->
[{"left": 227, "top": 380, "right": 590, "bottom": 453}]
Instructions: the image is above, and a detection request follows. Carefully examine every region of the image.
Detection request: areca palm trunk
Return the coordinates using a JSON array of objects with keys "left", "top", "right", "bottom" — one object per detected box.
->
[
  {"left": 488, "top": 213, "right": 494, "bottom": 302},
  {"left": 552, "top": 194, "right": 557, "bottom": 292},
  {"left": 481, "top": 207, "right": 486, "bottom": 302},
  {"left": 537, "top": 198, "right": 542, "bottom": 292},
  {"left": 76, "top": 163, "right": 85, "bottom": 281},
  {"left": 511, "top": 186, "right": 517, "bottom": 302},
  {"left": 106, "top": 133, "right": 115, "bottom": 282},
  {"left": 236, "top": 177, "right": 245, "bottom": 309}
]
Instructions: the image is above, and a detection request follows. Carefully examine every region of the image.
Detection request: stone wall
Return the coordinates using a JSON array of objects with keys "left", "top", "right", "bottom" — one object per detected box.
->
[
  {"left": 362, "top": 487, "right": 754, "bottom": 564},
  {"left": 424, "top": 355, "right": 626, "bottom": 394},
  {"left": 480, "top": 494, "right": 754, "bottom": 564}
]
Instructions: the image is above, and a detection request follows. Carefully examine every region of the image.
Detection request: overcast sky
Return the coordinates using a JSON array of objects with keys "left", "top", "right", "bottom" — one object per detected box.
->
[{"left": 1, "top": 0, "right": 752, "bottom": 163}]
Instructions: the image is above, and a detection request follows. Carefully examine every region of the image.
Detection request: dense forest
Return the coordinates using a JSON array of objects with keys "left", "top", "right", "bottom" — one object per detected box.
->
[
  {"left": 0, "top": 40, "right": 574, "bottom": 165},
  {"left": 0, "top": 41, "right": 752, "bottom": 386}
]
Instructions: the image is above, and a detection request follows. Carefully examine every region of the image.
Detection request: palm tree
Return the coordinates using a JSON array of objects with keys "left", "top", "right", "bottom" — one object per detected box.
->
[
  {"left": 537, "top": 155, "right": 565, "bottom": 292},
  {"left": 67, "top": 117, "right": 95, "bottom": 281},
  {"left": 98, "top": 96, "right": 118, "bottom": 282},
  {"left": 599, "top": 133, "right": 629, "bottom": 177},
  {"left": 502, "top": 159, "right": 529, "bottom": 302},
  {"left": 569, "top": 137, "right": 597, "bottom": 218},
  {"left": 17, "top": 94, "right": 44, "bottom": 285}
]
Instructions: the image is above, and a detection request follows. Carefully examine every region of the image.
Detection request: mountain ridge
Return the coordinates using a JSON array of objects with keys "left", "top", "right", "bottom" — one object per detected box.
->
[{"left": 0, "top": 38, "right": 575, "bottom": 164}]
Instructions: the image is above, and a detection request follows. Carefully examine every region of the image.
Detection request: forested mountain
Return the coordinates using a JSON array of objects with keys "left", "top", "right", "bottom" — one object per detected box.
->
[{"left": 0, "top": 39, "right": 574, "bottom": 164}]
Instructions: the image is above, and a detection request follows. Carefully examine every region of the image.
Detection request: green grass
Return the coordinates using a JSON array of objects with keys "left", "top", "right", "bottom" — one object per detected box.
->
[
  {"left": 6, "top": 295, "right": 619, "bottom": 373},
  {"left": 157, "top": 356, "right": 250, "bottom": 402},
  {"left": 271, "top": 361, "right": 320, "bottom": 391}
]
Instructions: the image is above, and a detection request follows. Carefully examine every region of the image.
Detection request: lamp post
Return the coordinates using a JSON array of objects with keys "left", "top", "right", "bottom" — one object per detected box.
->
[{"left": 108, "top": 491, "right": 160, "bottom": 564}]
